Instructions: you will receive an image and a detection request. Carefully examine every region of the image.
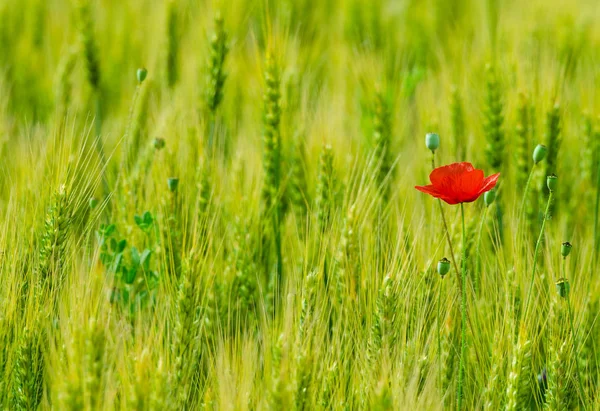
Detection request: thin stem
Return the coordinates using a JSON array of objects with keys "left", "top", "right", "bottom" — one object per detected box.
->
[
  {"left": 431, "top": 154, "right": 482, "bottom": 370},
  {"left": 567, "top": 298, "right": 586, "bottom": 407},
  {"left": 523, "top": 190, "right": 554, "bottom": 320},
  {"left": 432, "top": 154, "right": 461, "bottom": 281},
  {"left": 474, "top": 206, "right": 489, "bottom": 294},
  {"left": 437, "top": 278, "right": 443, "bottom": 394},
  {"left": 457, "top": 203, "right": 467, "bottom": 410},
  {"left": 564, "top": 257, "right": 587, "bottom": 408},
  {"left": 93, "top": 91, "right": 110, "bottom": 197},
  {"left": 594, "top": 157, "right": 600, "bottom": 263},
  {"left": 518, "top": 163, "right": 536, "bottom": 231},
  {"left": 121, "top": 83, "right": 141, "bottom": 175}
]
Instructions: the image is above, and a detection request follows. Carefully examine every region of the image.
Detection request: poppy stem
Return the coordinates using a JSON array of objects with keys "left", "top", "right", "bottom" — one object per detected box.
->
[
  {"left": 437, "top": 277, "right": 444, "bottom": 395},
  {"left": 432, "top": 155, "right": 461, "bottom": 282},
  {"left": 474, "top": 206, "right": 489, "bottom": 294},
  {"left": 518, "top": 163, "right": 536, "bottom": 227},
  {"left": 457, "top": 203, "right": 467, "bottom": 410},
  {"left": 594, "top": 158, "right": 600, "bottom": 263},
  {"left": 565, "top": 292, "right": 587, "bottom": 406},
  {"left": 523, "top": 190, "right": 554, "bottom": 320}
]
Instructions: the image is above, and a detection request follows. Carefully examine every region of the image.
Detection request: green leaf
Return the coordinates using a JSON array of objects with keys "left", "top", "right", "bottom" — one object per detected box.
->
[
  {"left": 105, "top": 224, "right": 116, "bottom": 237},
  {"left": 143, "top": 211, "right": 153, "bottom": 225},
  {"left": 131, "top": 246, "right": 140, "bottom": 268},
  {"left": 117, "top": 239, "right": 127, "bottom": 253},
  {"left": 140, "top": 249, "right": 152, "bottom": 269},
  {"left": 124, "top": 267, "right": 137, "bottom": 284},
  {"left": 110, "top": 253, "right": 123, "bottom": 273}
]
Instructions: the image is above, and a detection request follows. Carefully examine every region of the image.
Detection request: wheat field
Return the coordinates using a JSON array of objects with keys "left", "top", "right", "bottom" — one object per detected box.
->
[{"left": 0, "top": 0, "right": 599, "bottom": 409}]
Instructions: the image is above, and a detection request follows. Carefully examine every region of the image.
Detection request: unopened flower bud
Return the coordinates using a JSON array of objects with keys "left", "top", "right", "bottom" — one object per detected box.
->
[
  {"left": 555, "top": 278, "right": 570, "bottom": 298},
  {"left": 167, "top": 177, "right": 179, "bottom": 192},
  {"left": 153, "top": 138, "right": 165, "bottom": 150},
  {"left": 137, "top": 68, "right": 148, "bottom": 83},
  {"left": 561, "top": 242, "right": 572, "bottom": 258},
  {"left": 547, "top": 174, "right": 558, "bottom": 192},
  {"left": 437, "top": 258, "right": 451, "bottom": 278},
  {"left": 426, "top": 133, "right": 440, "bottom": 152},
  {"left": 533, "top": 144, "right": 548, "bottom": 164},
  {"left": 484, "top": 188, "right": 496, "bottom": 206}
]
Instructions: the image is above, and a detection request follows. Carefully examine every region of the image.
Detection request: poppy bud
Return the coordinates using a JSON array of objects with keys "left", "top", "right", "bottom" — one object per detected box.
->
[
  {"left": 89, "top": 197, "right": 99, "bottom": 209},
  {"left": 167, "top": 177, "right": 179, "bottom": 192},
  {"left": 533, "top": 144, "right": 548, "bottom": 164},
  {"left": 153, "top": 138, "right": 165, "bottom": 150},
  {"left": 561, "top": 242, "right": 572, "bottom": 258},
  {"left": 555, "top": 277, "right": 570, "bottom": 298},
  {"left": 426, "top": 133, "right": 440, "bottom": 152},
  {"left": 484, "top": 188, "right": 496, "bottom": 206},
  {"left": 547, "top": 174, "right": 558, "bottom": 192},
  {"left": 137, "top": 68, "right": 148, "bottom": 83},
  {"left": 437, "top": 257, "right": 451, "bottom": 278}
]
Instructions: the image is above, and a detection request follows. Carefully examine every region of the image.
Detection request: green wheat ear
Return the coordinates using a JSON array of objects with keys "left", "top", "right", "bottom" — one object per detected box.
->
[
  {"left": 38, "top": 184, "right": 72, "bottom": 299},
  {"left": 315, "top": 144, "right": 335, "bottom": 234},
  {"left": 54, "top": 47, "right": 77, "bottom": 123},
  {"left": 505, "top": 328, "right": 533, "bottom": 410},
  {"left": 165, "top": 0, "right": 179, "bottom": 88},
  {"left": 372, "top": 90, "right": 393, "bottom": 201},
  {"left": 11, "top": 329, "right": 44, "bottom": 410},
  {"left": 543, "top": 103, "right": 561, "bottom": 191},
  {"left": 262, "top": 51, "right": 283, "bottom": 214},
  {"left": 515, "top": 92, "right": 532, "bottom": 190},
  {"left": 75, "top": 0, "right": 100, "bottom": 93},
  {"left": 483, "top": 64, "right": 505, "bottom": 172},
  {"left": 204, "top": 13, "right": 228, "bottom": 114},
  {"left": 450, "top": 86, "right": 467, "bottom": 160}
]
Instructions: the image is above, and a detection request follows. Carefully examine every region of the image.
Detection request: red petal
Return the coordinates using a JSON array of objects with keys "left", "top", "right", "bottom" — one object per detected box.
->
[
  {"left": 429, "top": 162, "right": 474, "bottom": 185},
  {"left": 415, "top": 184, "right": 441, "bottom": 197},
  {"left": 415, "top": 185, "right": 459, "bottom": 204},
  {"left": 476, "top": 173, "right": 500, "bottom": 197}
]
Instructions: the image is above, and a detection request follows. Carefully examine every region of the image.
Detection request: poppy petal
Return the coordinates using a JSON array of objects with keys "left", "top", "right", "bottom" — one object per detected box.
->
[
  {"left": 415, "top": 185, "right": 459, "bottom": 204},
  {"left": 429, "top": 162, "right": 474, "bottom": 185},
  {"left": 480, "top": 173, "right": 500, "bottom": 194}
]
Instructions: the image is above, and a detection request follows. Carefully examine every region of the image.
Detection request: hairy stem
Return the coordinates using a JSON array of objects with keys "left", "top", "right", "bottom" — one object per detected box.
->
[
  {"left": 457, "top": 203, "right": 467, "bottom": 410},
  {"left": 523, "top": 190, "right": 554, "bottom": 319},
  {"left": 474, "top": 206, "right": 489, "bottom": 294}
]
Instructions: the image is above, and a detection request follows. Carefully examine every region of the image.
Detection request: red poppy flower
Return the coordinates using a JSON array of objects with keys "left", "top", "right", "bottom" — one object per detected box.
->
[{"left": 415, "top": 162, "right": 500, "bottom": 205}]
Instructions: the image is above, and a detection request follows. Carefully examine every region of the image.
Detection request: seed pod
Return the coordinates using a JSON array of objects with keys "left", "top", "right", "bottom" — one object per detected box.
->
[
  {"left": 555, "top": 277, "right": 570, "bottom": 298},
  {"left": 561, "top": 242, "right": 572, "bottom": 258},
  {"left": 437, "top": 257, "right": 451, "bottom": 278},
  {"left": 533, "top": 144, "right": 548, "bottom": 164},
  {"left": 426, "top": 133, "right": 440, "bottom": 152},
  {"left": 137, "top": 68, "right": 148, "bottom": 83},
  {"left": 167, "top": 177, "right": 179, "bottom": 192},
  {"left": 546, "top": 174, "right": 557, "bottom": 192},
  {"left": 484, "top": 188, "right": 496, "bottom": 206}
]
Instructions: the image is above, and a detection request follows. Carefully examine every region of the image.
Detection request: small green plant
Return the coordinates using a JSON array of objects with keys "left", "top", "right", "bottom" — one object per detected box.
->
[{"left": 97, "top": 214, "right": 159, "bottom": 314}]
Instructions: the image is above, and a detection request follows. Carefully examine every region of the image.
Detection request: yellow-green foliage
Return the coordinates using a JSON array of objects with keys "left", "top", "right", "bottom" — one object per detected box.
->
[{"left": 0, "top": 0, "right": 599, "bottom": 409}]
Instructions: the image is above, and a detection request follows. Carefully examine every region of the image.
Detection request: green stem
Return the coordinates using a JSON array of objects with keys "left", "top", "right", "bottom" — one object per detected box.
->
[
  {"left": 564, "top": 258, "right": 587, "bottom": 408},
  {"left": 93, "top": 91, "right": 110, "bottom": 197},
  {"left": 122, "top": 83, "right": 141, "bottom": 175},
  {"left": 523, "top": 190, "right": 554, "bottom": 320},
  {"left": 457, "top": 203, "right": 467, "bottom": 410},
  {"left": 594, "top": 157, "right": 600, "bottom": 262},
  {"left": 474, "top": 206, "right": 489, "bottom": 294},
  {"left": 432, "top": 154, "right": 460, "bottom": 278},
  {"left": 519, "top": 163, "right": 536, "bottom": 225},
  {"left": 437, "top": 278, "right": 443, "bottom": 394}
]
